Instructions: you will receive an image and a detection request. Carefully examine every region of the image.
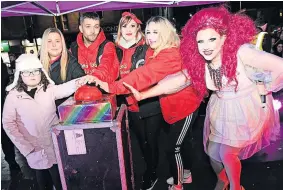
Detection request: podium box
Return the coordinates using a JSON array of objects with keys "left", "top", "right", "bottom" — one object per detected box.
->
[{"left": 52, "top": 105, "right": 134, "bottom": 190}]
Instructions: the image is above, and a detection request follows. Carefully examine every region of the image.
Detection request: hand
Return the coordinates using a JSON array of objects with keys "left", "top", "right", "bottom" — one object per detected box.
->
[
  {"left": 85, "top": 75, "right": 98, "bottom": 84},
  {"left": 94, "top": 78, "right": 109, "bottom": 93},
  {"left": 75, "top": 75, "right": 98, "bottom": 87},
  {"left": 123, "top": 82, "right": 143, "bottom": 101}
]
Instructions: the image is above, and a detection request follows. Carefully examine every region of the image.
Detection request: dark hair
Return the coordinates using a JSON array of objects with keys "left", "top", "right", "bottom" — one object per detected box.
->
[
  {"left": 79, "top": 12, "right": 100, "bottom": 25},
  {"left": 15, "top": 70, "right": 50, "bottom": 92}
]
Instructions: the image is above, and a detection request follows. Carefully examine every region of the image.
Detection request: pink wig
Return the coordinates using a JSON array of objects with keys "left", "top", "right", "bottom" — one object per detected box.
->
[{"left": 181, "top": 6, "right": 256, "bottom": 100}]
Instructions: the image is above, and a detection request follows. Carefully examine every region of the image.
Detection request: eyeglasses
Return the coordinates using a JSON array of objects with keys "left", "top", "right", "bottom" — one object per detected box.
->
[{"left": 21, "top": 69, "right": 41, "bottom": 77}]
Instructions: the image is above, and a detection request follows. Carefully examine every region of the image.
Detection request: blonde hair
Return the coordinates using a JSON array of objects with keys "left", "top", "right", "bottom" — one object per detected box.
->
[
  {"left": 40, "top": 28, "right": 68, "bottom": 82},
  {"left": 145, "top": 16, "right": 180, "bottom": 56},
  {"left": 115, "top": 16, "right": 144, "bottom": 45}
]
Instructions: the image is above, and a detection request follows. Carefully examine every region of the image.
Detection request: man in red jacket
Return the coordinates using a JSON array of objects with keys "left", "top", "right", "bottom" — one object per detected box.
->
[{"left": 70, "top": 12, "right": 119, "bottom": 83}]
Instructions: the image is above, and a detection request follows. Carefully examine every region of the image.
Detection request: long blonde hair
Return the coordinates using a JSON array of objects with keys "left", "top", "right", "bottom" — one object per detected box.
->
[
  {"left": 40, "top": 28, "right": 68, "bottom": 82},
  {"left": 145, "top": 16, "right": 180, "bottom": 56},
  {"left": 115, "top": 16, "right": 144, "bottom": 45}
]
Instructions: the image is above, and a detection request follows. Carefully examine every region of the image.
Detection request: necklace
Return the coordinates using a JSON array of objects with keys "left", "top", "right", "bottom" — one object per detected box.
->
[{"left": 207, "top": 63, "right": 223, "bottom": 90}]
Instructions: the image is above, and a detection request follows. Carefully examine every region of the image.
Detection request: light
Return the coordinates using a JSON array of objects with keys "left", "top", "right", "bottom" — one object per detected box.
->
[{"left": 273, "top": 99, "right": 282, "bottom": 110}]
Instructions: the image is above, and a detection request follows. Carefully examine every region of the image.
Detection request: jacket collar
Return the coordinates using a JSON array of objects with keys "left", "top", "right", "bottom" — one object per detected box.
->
[
  {"left": 77, "top": 29, "right": 106, "bottom": 51},
  {"left": 14, "top": 84, "right": 44, "bottom": 99},
  {"left": 118, "top": 33, "right": 143, "bottom": 49}
]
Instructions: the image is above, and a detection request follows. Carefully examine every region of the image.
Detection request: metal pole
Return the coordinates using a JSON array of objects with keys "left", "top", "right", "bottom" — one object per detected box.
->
[{"left": 30, "top": 16, "right": 39, "bottom": 51}]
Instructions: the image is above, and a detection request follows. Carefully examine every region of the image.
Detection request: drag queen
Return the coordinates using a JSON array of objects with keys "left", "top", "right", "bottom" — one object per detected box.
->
[{"left": 124, "top": 6, "right": 283, "bottom": 190}]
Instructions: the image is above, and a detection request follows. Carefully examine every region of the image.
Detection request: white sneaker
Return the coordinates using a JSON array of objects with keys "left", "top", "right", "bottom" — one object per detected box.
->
[{"left": 166, "top": 169, "right": 192, "bottom": 185}]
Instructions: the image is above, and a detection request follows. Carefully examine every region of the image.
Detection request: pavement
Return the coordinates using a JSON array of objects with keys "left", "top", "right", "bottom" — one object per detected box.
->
[{"left": 1, "top": 115, "right": 283, "bottom": 190}]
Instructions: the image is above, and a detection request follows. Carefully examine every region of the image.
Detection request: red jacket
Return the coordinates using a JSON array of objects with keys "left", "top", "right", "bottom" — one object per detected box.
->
[
  {"left": 109, "top": 48, "right": 201, "bottom": 124},
  {"left": 76, "top": 30, "right": 119, "bottom": 83},
  {"left": 117, "top": 38, "right": 154, "bottom": 112}
]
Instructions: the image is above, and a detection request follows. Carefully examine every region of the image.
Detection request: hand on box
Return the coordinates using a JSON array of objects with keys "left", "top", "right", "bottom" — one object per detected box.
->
[
  {"left": 76, "top": 75, "right": 98, "bottom": 87},
  {"left": 123, "top": 82, "right": 143, "bottom": 101},
  {"left": 94, "top": 78, "right": 109, "bottom": 93}
]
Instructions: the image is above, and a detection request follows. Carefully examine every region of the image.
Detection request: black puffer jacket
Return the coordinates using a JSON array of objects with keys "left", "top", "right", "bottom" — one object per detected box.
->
[
  {"left": 50, "top": 53, "right": 85, "bottom": 85},
  {"left": 49, "top": 53, "right": 85, "bottom": 109}
]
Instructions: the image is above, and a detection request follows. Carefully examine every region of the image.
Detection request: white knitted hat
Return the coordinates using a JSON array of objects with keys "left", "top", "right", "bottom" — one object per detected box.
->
[{"left": 6, "top": 54, "right": 55, "bottom": 91}]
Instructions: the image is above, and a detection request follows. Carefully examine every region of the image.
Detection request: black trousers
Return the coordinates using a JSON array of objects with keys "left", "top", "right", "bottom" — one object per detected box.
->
[
  {"left": 128, "top": 111, "right": 167, "bottom": 179},
  {"left": 35, "top": 164, "right": 62, "bottom": 190},
  {"left": 166, "top": 109, "right": 199, "bottom": 185},
  {"left": 1, "top": 127, "right": 17, "bottom": 166},
  {"left": 1, "top": 91, "right": 17, "bottom": 167}
]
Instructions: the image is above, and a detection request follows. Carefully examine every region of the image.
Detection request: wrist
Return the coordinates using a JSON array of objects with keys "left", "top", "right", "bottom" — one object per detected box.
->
[{"left": 140, "top": 92, "right": 146, "bottom": 100}]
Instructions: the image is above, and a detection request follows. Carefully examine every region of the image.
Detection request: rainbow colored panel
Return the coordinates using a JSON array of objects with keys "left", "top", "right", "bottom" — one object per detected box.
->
[{"left": 58, "top": 95, "right": 116, "bottom": 125}]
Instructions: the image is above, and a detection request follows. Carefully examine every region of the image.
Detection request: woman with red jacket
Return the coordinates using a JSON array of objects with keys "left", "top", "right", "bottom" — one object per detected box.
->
[
  {"left": 95, "top": 16, "right": 202, "bottom": 190},
  {"left": 115, "top": 12, "right": 167, "bottom": 190}
]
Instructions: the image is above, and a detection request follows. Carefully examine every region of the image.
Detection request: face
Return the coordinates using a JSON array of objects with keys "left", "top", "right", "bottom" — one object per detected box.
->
[
  {"left": 280, "top": 32, "right": 283, "bottom": 40},
  {"left": 277, "top": 44, "right": 283, "bottom": 53},
  {"left": 21, "top": 69, "right": 42, "bottom": 88},
  {"left": 146, "top": 22, "right": 160, "bottom": 49},
  {"left": 47, "top": 32, "right": 63, "bottom": 58},
  {"left": 79, "top": 18, "right": 100, "bottom": 43},
  {"left": 9, "top": 55, "right": 16, "bottom": 62},
  {"left": 272, "top": 38, "right": 276, "bottom": 45},
  {"left": 121, "top": 19, "right": 138, "bottom": 42},
  {"left": 196, "top": 28, "right": 226, "bottom": 61}
]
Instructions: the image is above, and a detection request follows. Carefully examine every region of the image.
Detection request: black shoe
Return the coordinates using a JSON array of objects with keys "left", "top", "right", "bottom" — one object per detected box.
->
[{"left": 142, "top": 173, "right": 158, "bottom": 190}]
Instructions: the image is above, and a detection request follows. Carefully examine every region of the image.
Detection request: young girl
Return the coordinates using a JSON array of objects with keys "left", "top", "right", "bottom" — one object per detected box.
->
[
  {"left": 2, "top": 54, "right": 92, "bottom": 190},
  {"left": 94, "top": 16, "right": 201, "bottom": 190}
]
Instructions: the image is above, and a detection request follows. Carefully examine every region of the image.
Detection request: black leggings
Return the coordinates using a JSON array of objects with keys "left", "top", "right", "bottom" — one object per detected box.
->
[
  {"left": 166, "top": 109, "right": 199, "bottom": 185},
  {"left": 1, "top": 92, "right": 17, "bottom": 166},
  {"left": 35, "top": 164, "right": 62, "bottom": 190},
  {"left": 128, "top": 111, "right": 167, "bottom": 176}
]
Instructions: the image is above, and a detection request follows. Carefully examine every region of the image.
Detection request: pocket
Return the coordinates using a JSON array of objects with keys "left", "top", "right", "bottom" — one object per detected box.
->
[{"left": 26, "top": 150, "right": 48, "bottom": 169}]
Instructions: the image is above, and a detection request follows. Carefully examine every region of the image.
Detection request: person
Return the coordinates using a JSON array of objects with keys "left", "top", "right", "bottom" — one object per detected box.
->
[
  {"left": 94, "top": 16, "right": 201, "bottom": 190},
  {"left": 2, "top": 54, "right": 93, "bottom": 190},
  {"left": 69, "top": 12, "right": 119, "bottom": 83},
  {"left": 1, "top": 58, "right": 21, "bottom": 179},
  {"left": 114, "top": 12, "right": 169, "bottom": 190},
  {"left": 273, "top": 40, "right": 283, "bottom": 57},
  {"left": 40, "top": 28, "right": 86, "bottom": 108},
  {"left": 124, "top": 6, "right": 283, "bottom": 190}
]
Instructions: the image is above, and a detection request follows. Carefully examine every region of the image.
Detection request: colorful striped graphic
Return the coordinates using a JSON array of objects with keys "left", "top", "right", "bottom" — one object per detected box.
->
[{"left": 58, "top": 95, "right": 116, "bottom": 125}]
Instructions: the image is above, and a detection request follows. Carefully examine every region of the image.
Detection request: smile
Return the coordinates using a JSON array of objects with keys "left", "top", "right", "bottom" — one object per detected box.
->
[
  {"left": 126, "top": 33, "right": 132, "bottom": 36},
  {"left": 203, "top": 50, "right": 213, "bottom": 56}
]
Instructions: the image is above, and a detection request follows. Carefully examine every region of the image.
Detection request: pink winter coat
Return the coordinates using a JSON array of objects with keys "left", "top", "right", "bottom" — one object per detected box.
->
[{"left": 2, "top": 79, "right": 78, "bottom": 170}]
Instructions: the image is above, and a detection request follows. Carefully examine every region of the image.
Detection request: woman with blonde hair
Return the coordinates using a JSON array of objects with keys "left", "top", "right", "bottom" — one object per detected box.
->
[
  {"left": 40, "top": 28, "right": 86, "bottom": 107},
  {"left": 94, "top": 16, "right": 202, "bottom": 190}
]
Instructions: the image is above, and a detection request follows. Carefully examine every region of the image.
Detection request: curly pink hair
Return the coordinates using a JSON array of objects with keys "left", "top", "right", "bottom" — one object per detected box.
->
[{"left": 181, "top": 6, "right": 256, "bottom": 100}]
